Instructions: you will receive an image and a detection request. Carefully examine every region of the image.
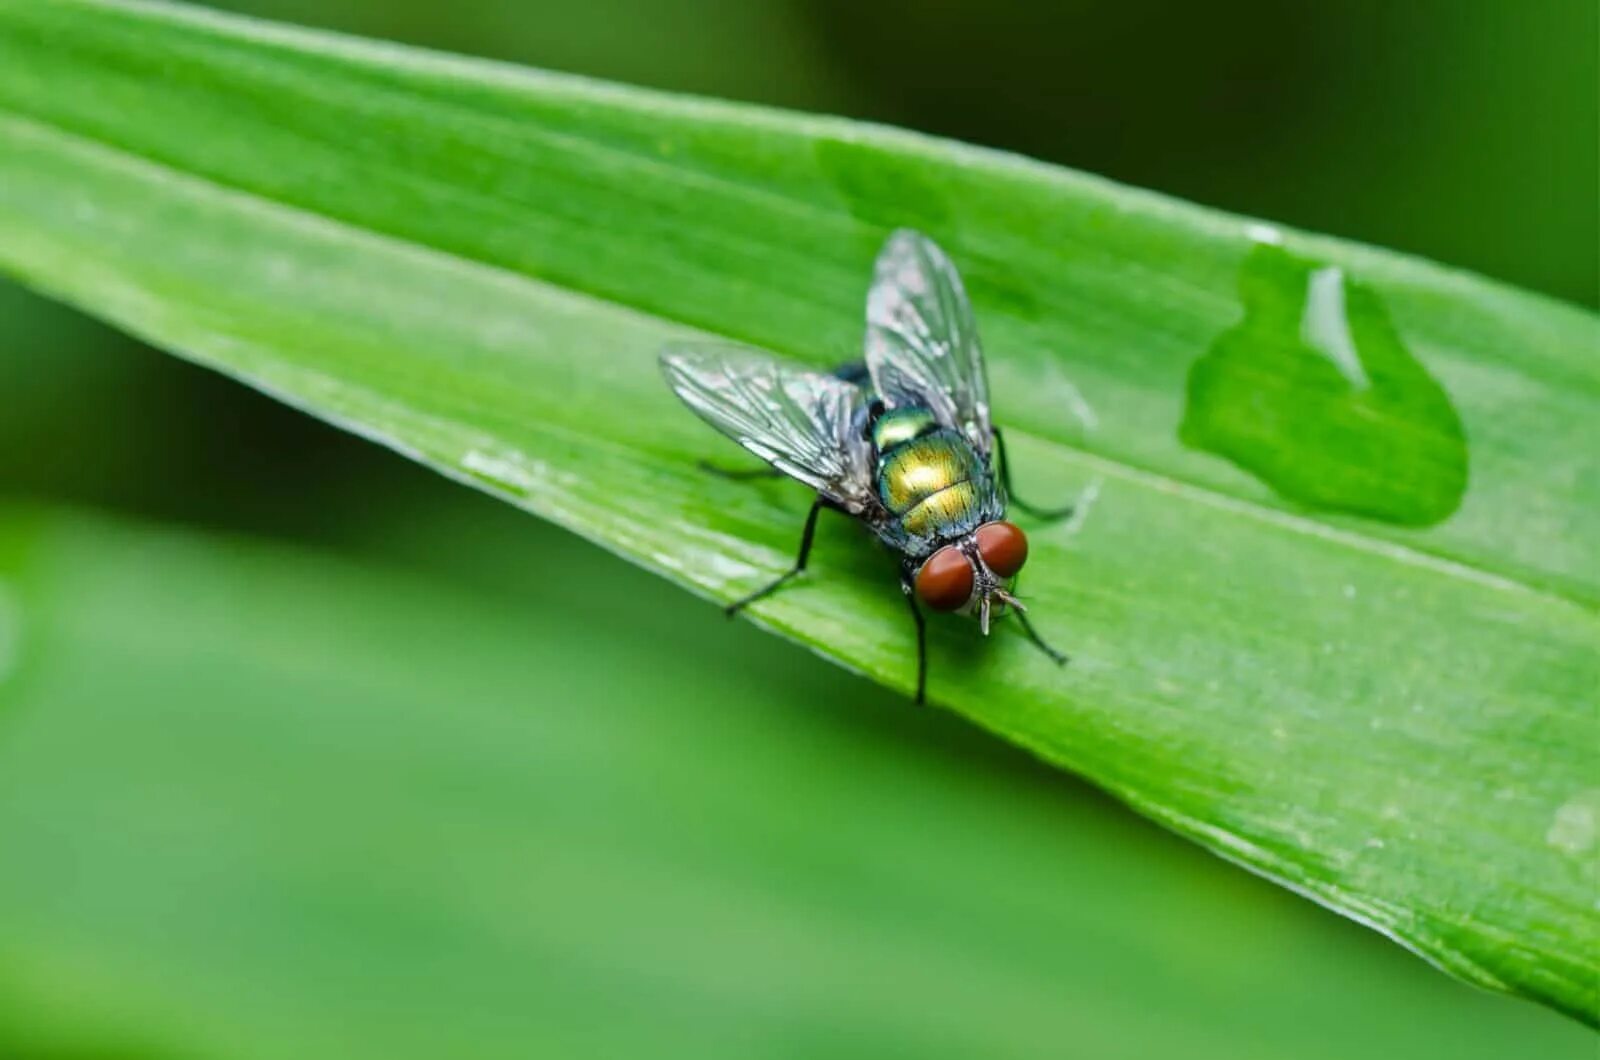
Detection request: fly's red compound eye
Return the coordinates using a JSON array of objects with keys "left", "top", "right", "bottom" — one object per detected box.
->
[
  {"left": 915, "top": 546, "right": 974, "bottom": 611},
  {"left": 975, "top": 521, "right": 1028, "bottom": 578}
]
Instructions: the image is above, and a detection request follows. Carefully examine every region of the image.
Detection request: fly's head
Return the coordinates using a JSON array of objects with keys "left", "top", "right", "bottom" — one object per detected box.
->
[{"left": 911, "top": 521, "right": 1030, "bottom": 633}]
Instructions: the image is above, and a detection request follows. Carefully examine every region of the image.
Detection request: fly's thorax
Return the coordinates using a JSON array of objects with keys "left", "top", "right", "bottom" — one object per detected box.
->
[{"left": 871, "top": 407, "right": 939, "bottom": 453}]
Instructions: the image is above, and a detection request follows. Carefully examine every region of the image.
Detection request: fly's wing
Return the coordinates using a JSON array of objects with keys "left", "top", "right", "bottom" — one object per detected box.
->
[
  {"left": 864, "top": 230, "right": 994, "bottom": 459},
  {"left": 660, "top": 342, "right": 877, "bottom": 514}
]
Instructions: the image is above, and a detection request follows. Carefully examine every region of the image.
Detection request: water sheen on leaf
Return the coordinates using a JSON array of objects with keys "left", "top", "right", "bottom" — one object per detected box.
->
[{"left": 1181, "top": 240, "right": 1469, "bottom": 526}]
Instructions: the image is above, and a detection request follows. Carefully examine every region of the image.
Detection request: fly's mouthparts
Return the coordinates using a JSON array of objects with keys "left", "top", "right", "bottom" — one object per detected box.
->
[{"left": 980, "top": 587, "right": 1028, "bottom": 635}]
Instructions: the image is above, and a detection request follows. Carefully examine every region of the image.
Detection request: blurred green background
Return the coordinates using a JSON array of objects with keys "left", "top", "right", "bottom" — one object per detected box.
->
[{"left": 0, "top": 1, "right": 1593, "bottom": 1056}]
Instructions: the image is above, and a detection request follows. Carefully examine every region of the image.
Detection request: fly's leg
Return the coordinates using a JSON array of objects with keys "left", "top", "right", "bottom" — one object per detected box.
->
[
  {"left": 902, "top": 583, "right": 928, "bottom": 705},
  {"left": 1014, "top": 607, "right": 1069, "bottom": 666},
  {"left": 726, "top": 498, "right": 824, "bottom": 616},
  {"left": 830, "top": 360, "right": 871, "bottom": 386},
  {"left": 993, "top": 426, "right": 1076, "bottom": 521},
  {"left": 698, "top": 459, "right": 785, "bottom": 481}
]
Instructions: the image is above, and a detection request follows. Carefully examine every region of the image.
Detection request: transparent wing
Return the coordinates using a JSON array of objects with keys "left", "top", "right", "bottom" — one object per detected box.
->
[
  {"left": 660, "top": 342, "right": 877, "bottom": 514},
  {"left": 864, "top": 229, "right": 993, "bottom": 458}
]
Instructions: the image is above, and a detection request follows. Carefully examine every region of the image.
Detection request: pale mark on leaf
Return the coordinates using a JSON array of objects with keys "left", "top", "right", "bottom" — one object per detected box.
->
[
  {"left": 1056, "top": 476, "right": 1102, "bottom": 539},
  {"left": 1244, "top": 222, "right": 1284, "bottom": 245},
  {"left": 1545, "top": 790, "right": 1600, "bottom": 857},
  {"left": 461, "top": 447, "right": 577, "bottom": 495}
]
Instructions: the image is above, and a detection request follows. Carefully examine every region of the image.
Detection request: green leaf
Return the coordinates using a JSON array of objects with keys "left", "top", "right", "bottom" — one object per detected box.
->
[
  {"left": 0, "top": 0, "right": 1595, "bottom": 1023},
  {"left": 0, "top": 502, "right": 1593, "bottom": 1058}
]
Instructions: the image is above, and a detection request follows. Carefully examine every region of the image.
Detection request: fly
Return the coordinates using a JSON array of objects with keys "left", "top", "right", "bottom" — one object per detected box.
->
[{"left": 660, "top": 229, "right": 1073, "bottom": 703}]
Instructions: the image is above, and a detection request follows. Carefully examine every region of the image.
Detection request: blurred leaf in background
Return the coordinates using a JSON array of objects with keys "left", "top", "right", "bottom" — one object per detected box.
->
[
  {"left": 804, "top": 0, "right": 1598, "bottom": 309},
  {"left": 0, "top": 503, "right": 1592, "bottom": 1060}
]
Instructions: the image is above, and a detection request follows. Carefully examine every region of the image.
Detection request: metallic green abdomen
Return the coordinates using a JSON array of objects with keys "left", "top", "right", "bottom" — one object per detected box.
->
[{"left": 877, "top": 429, "right": 988, "bottom": 540}]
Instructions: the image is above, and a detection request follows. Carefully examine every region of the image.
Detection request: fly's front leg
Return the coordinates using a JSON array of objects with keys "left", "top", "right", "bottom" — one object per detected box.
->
[
  {"left": 1014, "top": 607, "right": 1069, "bottom": 666},
  {"left": 993, "top": 426, "right": 1075, "bottom": 521},
  {"left": 726, "top": 497, "right": 824, "bottom": 616},
  {"left": 902, "top": 582, "right": 928, "bottom": 704}
]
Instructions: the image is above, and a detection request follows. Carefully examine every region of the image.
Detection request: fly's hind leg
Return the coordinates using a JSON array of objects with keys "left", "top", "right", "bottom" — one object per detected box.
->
[
  {"left": 901, "top": 583, "right": 928, "bottom": 704},
  {"left": 993, "top": 426, "right": 1076, "bottom": 521},
  {"left": 726, "top": 497, "right": 825, "bottom": 616}
]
